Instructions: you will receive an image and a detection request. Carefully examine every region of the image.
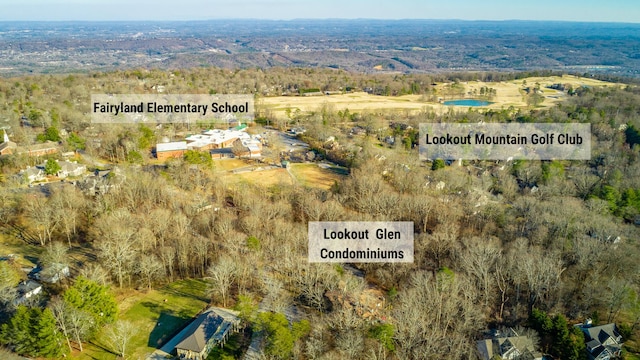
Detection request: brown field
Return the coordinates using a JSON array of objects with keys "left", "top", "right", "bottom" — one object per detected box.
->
[
  {"left": 289, "top": 163, "right": 348, "bottom": 189},
  {"left": 222, "top": 168, "right": 294, "bottom": 187},
  {"left": 219, "top": 163, "right": 348, "bottom": 190},
  {"left": 259, "top": 75, "right": 620, "bottom": 118},
  {"left": 214, "top": 158, "right": 252, "bottom": 171}
]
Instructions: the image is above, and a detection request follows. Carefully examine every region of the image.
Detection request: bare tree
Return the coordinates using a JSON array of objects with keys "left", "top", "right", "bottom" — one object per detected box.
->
[
  {"left": 135, "top": 254, "right": 164, "bottom": 290},
  {"left": 79, "top": 264, "right": 110, "bottom": 286},
  {"left": 511, "top": 240, "right": 564, "bottom": 315},
  {"left": 50, "top": 298, "right": 74, "bottom": 353},
  {"left": 50, "top": 185, "right": 85, "bottom": 247},
  {"left": 94, "top": 210, "right": 138, "bottom": 288},
  {"left": 459, "top": 237, "right": 501, "bottom": 308},
  {"left": 23, "top": 194, "right": 59, "bottom": 246},
  {"left": 105, "top": 320, "right": 137, "bottom": 358},
  {"left": 206, "top": 256, "right": 238, "bottom": 307}
]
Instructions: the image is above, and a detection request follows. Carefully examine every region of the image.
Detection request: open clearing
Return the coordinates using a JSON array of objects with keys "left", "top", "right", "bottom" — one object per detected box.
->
[
  {"left": 214, "top": 158, "right": 252, "bottom": 172},
  {"left": 220, "top": 163, "right": 348, "bottom": 189},
  {"left": 289, "top": 163, "right": 348, "bottom": 189},
  {"left": 71, "top": 279, "right": 209, "bottom": 360},
  {"left": 222, "top": 167, "right": 294, "bottom": 187},
  {"left": 260, "top": 75, "right": 620, "bottom": 118}
]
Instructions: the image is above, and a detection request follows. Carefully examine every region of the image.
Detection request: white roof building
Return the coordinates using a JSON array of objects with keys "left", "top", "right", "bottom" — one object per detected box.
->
[{"left": 156, "top": 141, "right": 188, "bottom": 152}]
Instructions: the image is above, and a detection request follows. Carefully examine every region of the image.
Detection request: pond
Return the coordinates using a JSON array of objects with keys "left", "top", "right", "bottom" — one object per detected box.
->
[{"left": 443, "top": 99, "right": 493, "bottom": 106}]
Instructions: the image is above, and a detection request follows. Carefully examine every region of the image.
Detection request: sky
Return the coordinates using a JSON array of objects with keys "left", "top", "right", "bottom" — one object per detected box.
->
[{"left": 0, "top": 0, "right": 639, "bottom": 22}]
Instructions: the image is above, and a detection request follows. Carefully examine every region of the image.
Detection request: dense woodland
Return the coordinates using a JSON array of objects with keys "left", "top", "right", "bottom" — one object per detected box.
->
[{"left": 0, "top": 68, "right": 640, "bottom": 359}]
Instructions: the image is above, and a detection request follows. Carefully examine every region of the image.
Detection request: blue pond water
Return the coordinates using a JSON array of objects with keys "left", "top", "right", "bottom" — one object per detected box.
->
[{"left": 443, "top": 99, "right": 493, "bottom": 106}]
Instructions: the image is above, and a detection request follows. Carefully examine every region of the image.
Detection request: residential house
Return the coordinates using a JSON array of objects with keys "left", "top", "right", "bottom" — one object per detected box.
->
[
  {"left": 477, "top": 328, "right": 543, "bottom": 360},
  {"left": 156, "top": 141, "right": 188, "bottom": 161},
  {"left": 29, "top": 263, "right": 70, "bottom": 284},
  {"left": 77, "top": 167, "right": 123, "bottom": 195},
  {"left": 174, "top": 307, "right": 241, "bottom": 360},
  {"left": 577, "top": 321, "right": 623, "bottom": 360},
  {"left": 37, "top": 160, "right": 86, "bottom": 178},
  {"left": 56, "top": 160, "right": 86, "bottom": 178},
  {"left": 13, "top": 280, "right": 43, "bottom": 305},
  {"left": 20, "top": 166, "right": 46, "bottom": 183}
]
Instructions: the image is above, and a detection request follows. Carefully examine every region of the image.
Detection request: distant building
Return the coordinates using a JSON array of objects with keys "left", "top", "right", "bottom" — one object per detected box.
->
[
  {"left": 174, "top": 307, "right": 241, "bottom": 360},
  {"left": 0, "top": 131, "right": 17, "bottom": 155},
  {"left": 156, "top": 127, "right": 261, "bottom": 161},
  {"left": 156, "top": 141, "right": 188, "bottom": 161},
  {"left": 21, "top": 141, "right": 59, "bottom": 157}
]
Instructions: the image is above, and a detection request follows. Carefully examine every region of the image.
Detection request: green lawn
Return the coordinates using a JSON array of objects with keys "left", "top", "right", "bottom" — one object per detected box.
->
[{"left": 71, "top": 279, "right": 209, "bottom": 360}]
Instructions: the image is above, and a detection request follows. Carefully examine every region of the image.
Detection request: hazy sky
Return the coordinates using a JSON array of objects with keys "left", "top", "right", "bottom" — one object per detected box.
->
[{"left": 1, "top": 0, "right": 639, "bottom": 22}]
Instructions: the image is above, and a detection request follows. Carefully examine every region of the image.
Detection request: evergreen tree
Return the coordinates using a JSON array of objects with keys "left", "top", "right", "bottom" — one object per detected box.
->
[
  {"left": 63, "top": 276, "right": 117, "bottom": 330},
  {"left": 35, "top": 308, "right": 66, "bottom": 358},
  {"left": 44, "top": 159, "right": 61, "bottom": 176},
  {"left": 0, "top": 306, "right": 35, "bottom": 356}
]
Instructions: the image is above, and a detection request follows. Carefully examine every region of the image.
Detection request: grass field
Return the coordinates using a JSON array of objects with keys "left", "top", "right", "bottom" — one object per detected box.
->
[
  {"left": 71, "top": 279, "right": 209, "bottom": 360},
  {"left": 0, "top": 234, "right": 42, "bottom": 268},
  {"left": 259, "top": 75, "right": 619, "bottom": 118},
  {"left": 289, "top": 163, "right": 348, "bottom": 189}
]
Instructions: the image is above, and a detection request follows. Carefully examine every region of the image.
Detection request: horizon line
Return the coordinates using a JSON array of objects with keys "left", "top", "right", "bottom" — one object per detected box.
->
[{"left": 0, "top": 18, "right": 639, "bottom": 24}]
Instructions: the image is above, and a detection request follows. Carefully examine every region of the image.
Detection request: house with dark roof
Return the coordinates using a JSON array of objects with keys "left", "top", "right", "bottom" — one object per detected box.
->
[
  {"left": 477, "top": 328, "right": 543, "bottom": 360},
  {"left": 174, "top": 307, "right": 241, "bottom": 360},
  {"left": 577, "top": 321, "right": 623, "bottom": 360},
  {"left": 13, "top": 280, "right": 43, "bottom": 306}
]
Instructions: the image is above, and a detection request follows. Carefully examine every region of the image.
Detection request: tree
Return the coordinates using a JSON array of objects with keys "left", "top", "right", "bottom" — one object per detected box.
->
[
  {"left": 368, "top": 323, "right": 395, "bottom": 352},
  {"left": 206, "top": 256, "right": 237, "bottom": 307},
  {"left": 0, "top": 306, "right": 34, "bottom": 356},
  {"left": 432, "top": 158, "right": 445, "bottom": 170},
  {"left": 40, "top": 241, "right": 70, "bottom": 283},
  {"left": 0, "top": 262, "right": 19, "bottom": 310},
  {"left": 63, "top": 276, "right": 117, "bottom": 329},
  {"left": 256, "top": 312, "right": 310, "bottom": 360},
  {"left": 67, "top": 132, "right": 86, "bottom": 150},
  {"left": 0, "top": 306, "right": 66, "bottom": 358},
  {"left": 50, "top": 298, "right": 94, "bottom": 353},
  {"left": 234, "top": 294, "right": 259, "bottom": 325},
  {"left": 94, "top": 210, "right": 138, "bottom": 288},
  {"left": 44, "top": 159, "right": 61, "bottom": 176},
  {"left": 231, "top": 139, "right": 248, "bottom": 158},
  {"left": 105, "top": 320, "right": 136, "bottom": 358},
  {"left": 135, "top": 254, "right": 164, "bottom": 290},
  {"left": 23, "top": 194, "right": 59, "bottom": 245},
  {"left": 50, "top": 185, "right": 85, "bottom": 247},
  {"left": 36, "top": 308, "right": 67, "bottom": 358}
]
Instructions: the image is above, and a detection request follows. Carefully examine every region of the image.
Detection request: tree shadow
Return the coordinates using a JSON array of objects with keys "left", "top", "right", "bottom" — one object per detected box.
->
[{"left": 148, "top": 310, "right": 193, "bottom": 348}]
